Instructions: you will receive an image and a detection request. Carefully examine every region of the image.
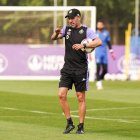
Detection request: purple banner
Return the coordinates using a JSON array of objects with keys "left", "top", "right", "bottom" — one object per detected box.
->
[
  {"left": 0, "top": 44, "right": 130, "bottom": 80},
  {"left": 0, "top": 45, "right": 64, "bottom": 77},
  {"left": 107, "top": 45, "right": 140, "bottom": 80},
  {"left": 108, "top": 45, "right": 125, "bottom": 74}
]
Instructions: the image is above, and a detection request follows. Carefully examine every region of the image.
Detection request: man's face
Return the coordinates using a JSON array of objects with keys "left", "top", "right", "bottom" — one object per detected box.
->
[
  {"left": 97, "top": 22, "right": 104, "bottom": 30},
  {"left": 68, "top": 16, "right": 81, "bottom": 28}
]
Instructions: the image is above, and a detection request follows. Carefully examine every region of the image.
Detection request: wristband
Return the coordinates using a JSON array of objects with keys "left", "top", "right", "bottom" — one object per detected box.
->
[{"left": 83, "top": 43, "right": 87, "bottom": 49}]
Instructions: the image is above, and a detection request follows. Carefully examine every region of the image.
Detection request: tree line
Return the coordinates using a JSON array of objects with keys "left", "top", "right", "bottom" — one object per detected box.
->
[{"left": 0, "top": 0, "right": 136, "bottom": 44}]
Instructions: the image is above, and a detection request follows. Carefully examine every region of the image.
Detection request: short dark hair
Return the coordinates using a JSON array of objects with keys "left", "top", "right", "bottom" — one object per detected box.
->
[{"left": 97, "top": 19, "right": 105, "bottom": 24}]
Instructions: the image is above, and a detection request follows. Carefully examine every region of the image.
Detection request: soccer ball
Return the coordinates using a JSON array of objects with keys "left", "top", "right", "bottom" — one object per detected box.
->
[
  {"left": 104, "top": 73, "right": 111, "bottom": 80},
  {"left": 81, "top": 38, "right": 95, "bottom": 53}
]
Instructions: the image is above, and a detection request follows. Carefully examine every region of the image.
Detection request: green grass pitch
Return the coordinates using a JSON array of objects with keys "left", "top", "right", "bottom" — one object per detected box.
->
[{"left": 0, "top": 80, "right": 140, "bottom": 140}]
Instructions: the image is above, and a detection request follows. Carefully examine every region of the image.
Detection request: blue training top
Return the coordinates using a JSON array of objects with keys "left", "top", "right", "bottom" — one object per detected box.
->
[{"left": 95, "top": 29, "right": 110, "bottom": 55}]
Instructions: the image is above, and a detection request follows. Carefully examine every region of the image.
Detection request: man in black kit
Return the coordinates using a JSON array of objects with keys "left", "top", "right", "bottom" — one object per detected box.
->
[{"left": 51, "top": 8, "right": 102, "bottom": 134}]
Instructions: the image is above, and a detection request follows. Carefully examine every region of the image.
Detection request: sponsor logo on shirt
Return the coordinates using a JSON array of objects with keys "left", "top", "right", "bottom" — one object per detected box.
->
[
  {"left": 79, "top": 29, "right": 84, "bottom": 34},
  {"left": 66, "top": 29, "right": 72, "bottom": 39}
]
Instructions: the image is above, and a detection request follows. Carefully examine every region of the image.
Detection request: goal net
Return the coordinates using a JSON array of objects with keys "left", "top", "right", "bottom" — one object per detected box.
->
[{"left": 0, "top": 6, "right": 96, "bottom": 80}]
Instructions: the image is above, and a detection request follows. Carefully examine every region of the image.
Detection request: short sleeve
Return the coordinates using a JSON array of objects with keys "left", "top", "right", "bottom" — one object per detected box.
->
[
  {"left": 61, "top": 26, "right": 66, "bottom": 37},
  {"left": 86, "top": 28, "right": 97, "bottom": 40}
]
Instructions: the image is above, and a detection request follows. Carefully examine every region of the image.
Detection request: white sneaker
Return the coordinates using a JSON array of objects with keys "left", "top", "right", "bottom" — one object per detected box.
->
[{"left": 96, "top": 81, "right": 103, "bottom": 90}]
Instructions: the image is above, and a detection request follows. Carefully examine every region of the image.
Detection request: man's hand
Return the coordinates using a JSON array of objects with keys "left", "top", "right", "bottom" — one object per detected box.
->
[
  {"left": 51, "top": 26, "right": 62, "bottom": 40},
  {"left": 109, "top": 50, "right": 116, "bottom": 60},
  {"left": 55, "top": 26, "right": 62, "bottom": 34},
  {"left": 72, "top": 44, "right": 84, "bottom": 50}
]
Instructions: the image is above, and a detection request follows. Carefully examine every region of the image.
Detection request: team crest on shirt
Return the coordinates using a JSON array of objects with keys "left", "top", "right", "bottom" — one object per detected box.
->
[{"left": 79, "top": 29, "right": 84, "bottom": 34}]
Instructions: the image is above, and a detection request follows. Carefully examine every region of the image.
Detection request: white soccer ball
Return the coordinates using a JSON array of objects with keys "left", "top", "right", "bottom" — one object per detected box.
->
[
  {"left": 81, "top": 38, "right": 95, "bottom": 53},
  {"left": 110, "top": 74, "right": 116, "bottom": 81},
  {"left": 116, "top": 73, "right": 122, "bottom": 80},
  {"left": 104, "top": 73, "right": 111, "bottom": 80}
]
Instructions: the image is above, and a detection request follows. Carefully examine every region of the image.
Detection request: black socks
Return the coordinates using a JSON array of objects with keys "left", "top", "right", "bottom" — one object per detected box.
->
[
  {"left": 67, "top": 117, "right": 73, "bottom": 125},
  {"left": 67, "top": 118, "right": 84, "bottom": 128},
  {"left": 78, "top": 123, "right": 84, "bottom": 128}
]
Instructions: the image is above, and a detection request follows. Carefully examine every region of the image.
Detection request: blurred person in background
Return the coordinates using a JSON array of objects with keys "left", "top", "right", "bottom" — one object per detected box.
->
[
  {"left": 51, "top": 8, "right": 102, "bottom": 134},
  {"left": 95, "top": 20, "right": 115, "bottom": 90}
]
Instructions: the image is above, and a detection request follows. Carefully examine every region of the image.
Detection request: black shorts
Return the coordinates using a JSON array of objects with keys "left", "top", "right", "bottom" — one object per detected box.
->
[{"left": 59, "top": 67, "right": 89, "bottom": 92}]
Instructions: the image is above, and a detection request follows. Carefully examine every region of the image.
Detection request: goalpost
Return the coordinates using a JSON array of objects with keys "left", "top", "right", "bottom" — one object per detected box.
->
[
  {"left": 0, "top": 6, "right": 96, "bottom": 30},
  {"left": 0, "top": 6, "right": 96, "bottom": 81}
]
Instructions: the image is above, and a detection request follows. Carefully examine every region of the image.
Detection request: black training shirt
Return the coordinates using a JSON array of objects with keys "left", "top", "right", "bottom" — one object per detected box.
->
[{"left": 63, "top": 26, "right": 88, "bottom": 70}]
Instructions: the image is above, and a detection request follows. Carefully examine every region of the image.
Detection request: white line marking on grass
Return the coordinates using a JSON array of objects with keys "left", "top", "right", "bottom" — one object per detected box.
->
[
  {"left": 70, "top": 106, "right": 140, "bottom": 124},
  {"left": 71, "top": 106, "right": 140, "bottom": 113},
  {"left": 0, "top": 107, "right": 19, "bottom": 110},
  {"left": 71, "top": 115, "right": 138, "bottom": 124},
  {"left": 0, "top": 106, "right": 57, "bottom": 115}
]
